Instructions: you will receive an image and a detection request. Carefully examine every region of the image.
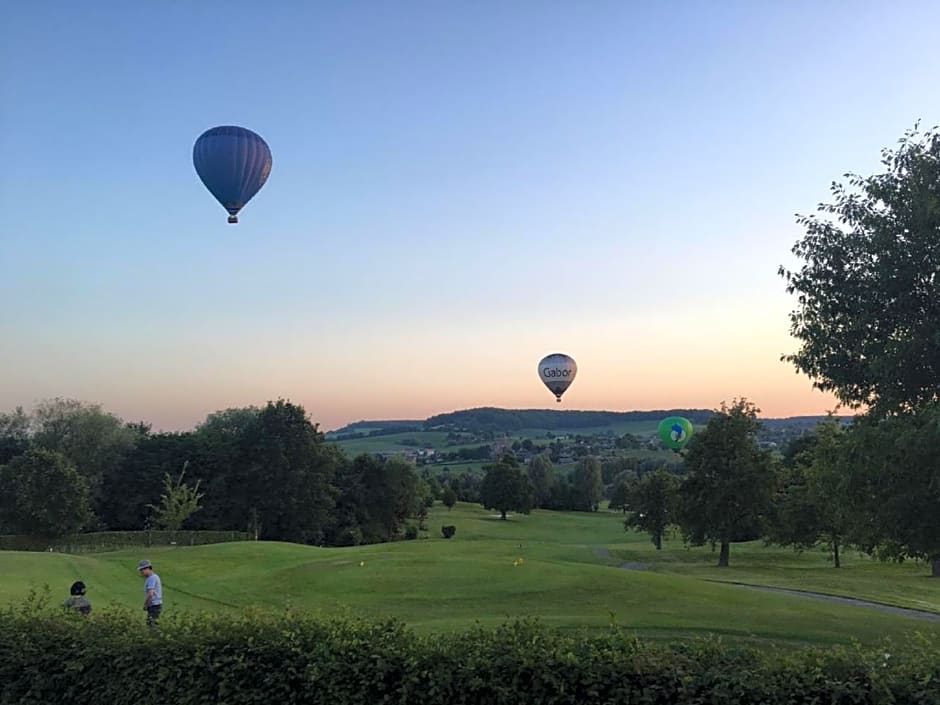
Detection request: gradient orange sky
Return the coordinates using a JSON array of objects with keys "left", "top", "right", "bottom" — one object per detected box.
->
[{"left": 1, "top": 282, "right": 839, "bottom": 432}]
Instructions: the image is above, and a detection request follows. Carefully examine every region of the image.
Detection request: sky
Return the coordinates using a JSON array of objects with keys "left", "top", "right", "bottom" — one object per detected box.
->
[{"left": 2, "top": 2, "right": 939, "bottom": 432}]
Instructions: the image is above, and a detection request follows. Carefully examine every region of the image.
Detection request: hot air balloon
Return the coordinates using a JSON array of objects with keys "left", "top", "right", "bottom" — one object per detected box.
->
[
  {"left": 193, "top": 126, "right": 272, "bottom": 223},
  {"left": 658, "top": 416, "right": 693, "bottom": 452},
  {"left": 538, "top": 353, "right": 577, "bottom": 403}
]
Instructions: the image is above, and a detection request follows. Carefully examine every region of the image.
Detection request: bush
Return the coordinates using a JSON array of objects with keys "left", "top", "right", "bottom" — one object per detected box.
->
[
  {"left": 0, "top": 605, "right": 938, "bottom": 705},
  {"left": 441, "top": 525, "right": 456, "bottom": 539},
  {"left": 0, "top": 530, "right": 250, "bottom": 554},
  {"left": 404, "top": 524, "right": 418, "bottom": 540}
]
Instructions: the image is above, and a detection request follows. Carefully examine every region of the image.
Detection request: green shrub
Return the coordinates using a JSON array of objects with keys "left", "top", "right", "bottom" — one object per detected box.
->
[
  {"left": 1, "top": 600, "right": 938, "bottom": 705},
  {"left": 441, "top": 525, "right": 456, "bottom": 539},
  {"left": 404, "top": 524, "right": 418, "bottom": 540}
]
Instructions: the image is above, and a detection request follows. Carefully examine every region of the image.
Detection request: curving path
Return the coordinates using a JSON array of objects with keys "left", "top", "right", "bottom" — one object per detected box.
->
[
  {"left": 717, "top": 581, "right": 940, "bottom": 622},
  {"left": 593, "top": 548, "right": 940, "bottom": 622}
]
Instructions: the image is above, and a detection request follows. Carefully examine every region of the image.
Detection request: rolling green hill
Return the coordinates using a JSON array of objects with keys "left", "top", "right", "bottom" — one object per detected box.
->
[{"left": 2, "top": 503, "right": 937, "bottom": 647}]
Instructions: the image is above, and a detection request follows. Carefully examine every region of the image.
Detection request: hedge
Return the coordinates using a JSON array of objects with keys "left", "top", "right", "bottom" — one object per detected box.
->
[
  {"left": 0, "top": 530, "right": 250, "bottom": 553},
  {"left": 1, "top": 602, "right": 938, "bottom": 705}
]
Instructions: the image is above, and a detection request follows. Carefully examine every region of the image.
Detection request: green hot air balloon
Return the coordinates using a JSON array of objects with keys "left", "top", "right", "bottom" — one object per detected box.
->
[{"left": 658, "top": 416, "right": 693, "bottom": 452}]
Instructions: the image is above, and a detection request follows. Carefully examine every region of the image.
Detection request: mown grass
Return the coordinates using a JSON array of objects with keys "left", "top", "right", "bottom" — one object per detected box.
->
[
  {"left": 606, "top": 528, "right": 940, "bottom": 614},
  {"left": 1, "top": 503, "right": 937, "bottom": 647}
]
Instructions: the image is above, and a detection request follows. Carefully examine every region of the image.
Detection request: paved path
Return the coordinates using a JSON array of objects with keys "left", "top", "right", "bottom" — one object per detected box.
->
[
  {"left": 718, "top": 581, "right": 940, "bottom": 622},
  {"left": 592, "top": 548, "right": 939, "bottom": 622}
]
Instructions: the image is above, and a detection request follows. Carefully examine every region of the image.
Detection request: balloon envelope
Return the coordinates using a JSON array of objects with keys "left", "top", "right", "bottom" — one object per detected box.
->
[
  {"left": 538, "top": 353, "right": 577, "bottom": 402},
  {"left": 658, "top": 416, "right": 693, "bottom": 451},
  {"left": 193, "top": 126, "right": 272, "bottom": 223}
]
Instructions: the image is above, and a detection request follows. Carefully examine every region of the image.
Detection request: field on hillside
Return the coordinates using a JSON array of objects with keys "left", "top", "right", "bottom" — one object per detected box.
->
[
  {"left": 2, "top": 503, "right": 938, "bottom": 648},
  {"left": 332, "top": 424, "right": 682, "bottom": 464}
]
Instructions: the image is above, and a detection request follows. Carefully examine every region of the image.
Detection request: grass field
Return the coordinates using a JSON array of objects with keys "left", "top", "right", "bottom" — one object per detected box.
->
[
  {"left": 332, "top": 426, "right": 679, "bottom": 466},
  {"left": 609, "top": 536, "right": 940, "bottom": 614},
  {"left": 331, "top": 431, "right": 454, "bottom": 456},
  {"left": 2, "top": 503, "right": 937, "bottom": 648}
]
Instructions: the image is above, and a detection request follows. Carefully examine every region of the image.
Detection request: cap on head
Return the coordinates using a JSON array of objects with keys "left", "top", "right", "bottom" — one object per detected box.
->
[
  {"left": 70, "top": 580, "right": 86, "bottom": 596},
  {"left": 137, "top": 559, "right": 152, "bottom": 572}
]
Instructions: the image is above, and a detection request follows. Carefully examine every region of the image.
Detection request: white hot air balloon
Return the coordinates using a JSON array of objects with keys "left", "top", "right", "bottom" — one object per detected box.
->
[{"left": 538, "top": 353, "right": 577, "bottom": 403}]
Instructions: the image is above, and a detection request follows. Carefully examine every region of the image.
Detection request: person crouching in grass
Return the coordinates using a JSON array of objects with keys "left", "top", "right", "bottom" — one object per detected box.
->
[{"left": 64, "top": 580, "right": 92, "bottom": 615}]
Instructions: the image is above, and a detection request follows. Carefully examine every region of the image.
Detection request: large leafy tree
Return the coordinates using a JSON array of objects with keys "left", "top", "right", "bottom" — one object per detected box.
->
[
  {"left": 848, "top": 406, "right": 940, "bottom": 577},
  {"left": 768, "top": 420, "right": 856, "bottom": 567},
  {"left": 526, "top": 453, "right": 555, "bottom": 508},
  {"left": 330, "top": 454, "right": 423, "bottom": 544},
  {"left": 625, "top": 469, "right": 679, "bottom": 550},
  {"left": 677, "top": 399, "right": 776, "bottom": 567},
  {"left": 571, "top": 456, "right": 603, "bottom": 512},
  {"left": 30, "top": 398, "right": 139, "bottom": 517},
  {"left": 192, "top": 401, "right": 338, "bottom": 543},
  {"left": 0, "top": 407, "right": 31, "bottom": 465},
  {"left": 780, "top": 125, "right": 940, "bottom": 414},
  {"left": 0, "top": 449, "right": 92, "bottom": 537},
  {"left": 480, "top": 455, "right": 533, "bottom": 520},
  {"left": 781, "top": 125, "right": 940, "bottom": 577},
  {"left": 190, "top": 406, "right": 263, "bottom": 531},
  {"left": 99, "top": 431, "right": 200, "bottom": 530},
  {"left": 239, "top": 400, "right": 338, "bottom": 544}
]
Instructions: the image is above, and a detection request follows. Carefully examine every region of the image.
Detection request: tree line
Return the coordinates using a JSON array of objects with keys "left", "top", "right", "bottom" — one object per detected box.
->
[
  {"left": 0, "top": 399, "right": 433, "bottom": 546},
  {"left": 618, "top": 400, "right": 939, "bottom": 577}
]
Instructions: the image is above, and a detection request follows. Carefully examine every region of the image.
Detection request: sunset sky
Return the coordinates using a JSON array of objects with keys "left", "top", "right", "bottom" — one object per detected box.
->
[{"left": 2, "top": 3, "right": 939, "bottom": 431}]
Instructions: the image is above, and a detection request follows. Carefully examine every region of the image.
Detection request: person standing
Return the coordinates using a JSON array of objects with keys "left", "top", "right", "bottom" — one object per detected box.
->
[
  {"left": 137, "top": 560, "right": 162, "bottom": 628},
  {"left": 64, "top": 580, "right": 92, "bottom": 615}
]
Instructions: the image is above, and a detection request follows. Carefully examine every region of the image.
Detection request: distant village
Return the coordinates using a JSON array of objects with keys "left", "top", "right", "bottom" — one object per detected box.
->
[{"left": 366, "top": 422, "right": 803, "bottom": 468}]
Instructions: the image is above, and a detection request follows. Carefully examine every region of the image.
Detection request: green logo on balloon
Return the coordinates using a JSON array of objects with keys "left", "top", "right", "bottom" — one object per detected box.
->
[{"left": 658, "top": 417, "right": 693, "bottom": 451}]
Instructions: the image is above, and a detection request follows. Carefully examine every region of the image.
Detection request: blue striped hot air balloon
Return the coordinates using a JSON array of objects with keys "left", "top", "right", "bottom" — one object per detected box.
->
[{"left": 193, "top": 126, "right": 272, "bottom": 223}]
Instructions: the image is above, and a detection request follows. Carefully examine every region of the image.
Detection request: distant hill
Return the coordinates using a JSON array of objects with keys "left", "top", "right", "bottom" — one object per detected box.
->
[
  {"left": 328, "top": 407, "right": 848, "bottom": 438},
  {"left": 424, "top": 407, "right": 715, "bottom": 433}
]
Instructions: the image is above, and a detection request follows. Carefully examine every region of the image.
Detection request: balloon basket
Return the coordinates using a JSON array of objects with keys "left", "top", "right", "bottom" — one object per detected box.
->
[{"left": 227, "top": 215, "right": 238, "bottom": 224}]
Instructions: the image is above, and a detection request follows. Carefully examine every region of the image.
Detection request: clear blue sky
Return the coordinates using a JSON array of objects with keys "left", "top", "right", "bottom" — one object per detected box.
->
[{"left": 2, "top": 2, "right": 939, "bottom": 430}]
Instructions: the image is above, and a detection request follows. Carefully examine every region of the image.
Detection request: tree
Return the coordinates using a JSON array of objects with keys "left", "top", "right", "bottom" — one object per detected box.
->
[
  {"left": 625, "top": 469, "right": 679, "bottom": 550},
  {"left": 608, "top": 478, "right": 633, "bottom": 514},
  {"left": 572, "top": 456, "right": 603, "bottom": 512},
  {"left": 780, "top": 125, "right": 940, "bottom": 415},
  {"left": 441, "top": 486, "right": 457, "bottom": 510},
  {"left": 677, "top": 400, "right": 776, "bottom": 567},
  {"left": 480, "top": 455, "right": 533, "bottom": 520},
  {"left": 602, "top": 457, "right": 638, "bottom": 485},
  {"left": 779, "top": 433, "right": 818, "bottom": 469},
  {"left": 30, "top": 398, "right": 139, "bottom": 517},
  {"left": 98, "top": 431, "right": 199, "bottom": 530},
  {"left": 780, "top": 125, "right": 940, "bottom": 577},
  {"left": 847, "top": 406, "right": 940, "bottom": 577},
  {"left": 0, "top": 407, "right": 31, "bottom": 465},
  {"left": 214, "top": 400, "right": 337, "bottom": 544},
  {"left": 526, "top": 453, "right": 555, "bottom": 508},
  {"left": 0, "top": 449, "right": 91, "bottom": 537},
  {"left": 330, "top": 454, "right": 424, "bottom": 544},
  {"left": 768, "top": 420, "right": 855, "bottom": 567},
  {"left": 147, "top": 462, "right": 204, "bottom": 532}
]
